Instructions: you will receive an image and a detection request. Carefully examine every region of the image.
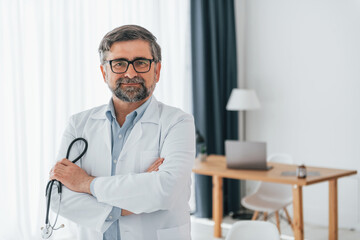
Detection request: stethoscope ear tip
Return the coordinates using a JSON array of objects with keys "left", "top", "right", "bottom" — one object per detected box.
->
[{"left": 56, "top": 224, "right": 65, "bottom": 230}]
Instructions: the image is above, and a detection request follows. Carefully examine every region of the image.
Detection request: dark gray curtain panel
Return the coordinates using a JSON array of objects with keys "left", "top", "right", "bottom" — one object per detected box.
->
[{"left": 191, "top": 0, "right": 239, "bottom": 218}]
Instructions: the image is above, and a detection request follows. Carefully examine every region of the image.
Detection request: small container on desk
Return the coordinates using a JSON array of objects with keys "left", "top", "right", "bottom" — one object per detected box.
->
[{"left": 296, "top": 164, "right": 307, "bottom": 178}]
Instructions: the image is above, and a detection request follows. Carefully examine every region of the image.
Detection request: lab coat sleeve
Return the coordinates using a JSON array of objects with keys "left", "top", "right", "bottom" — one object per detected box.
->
[
  {"left": 92, "top": 114, "right": 196, "bottom": 213},
  {"left": 50, "top": 116, "right": 113, "bottom": 233}
]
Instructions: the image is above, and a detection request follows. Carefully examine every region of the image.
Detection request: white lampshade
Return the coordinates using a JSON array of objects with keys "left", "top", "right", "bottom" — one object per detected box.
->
[{"left": 226, "top": 89, "right": 261, "bottom": 111}]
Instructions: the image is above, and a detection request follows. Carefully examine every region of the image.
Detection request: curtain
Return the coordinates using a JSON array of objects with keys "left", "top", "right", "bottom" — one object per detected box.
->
[
  {"left": 191, "top": 0, "right": 239, "bottom": 218},
  {"left": 0, "top": 0, "right": 191, "bottom": 239}
]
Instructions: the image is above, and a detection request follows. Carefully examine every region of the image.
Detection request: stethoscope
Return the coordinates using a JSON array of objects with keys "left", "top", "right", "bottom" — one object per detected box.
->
[{"left": 41, "top": 137, "right": 88, "bottom": 239}]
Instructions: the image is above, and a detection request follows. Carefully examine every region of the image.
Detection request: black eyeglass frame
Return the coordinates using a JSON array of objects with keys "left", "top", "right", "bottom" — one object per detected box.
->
[{"left": 104, "top": 58, "right": 155, "bottom": 74}]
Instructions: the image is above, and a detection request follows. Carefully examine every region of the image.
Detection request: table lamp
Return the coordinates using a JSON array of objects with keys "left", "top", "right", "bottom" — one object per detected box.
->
[
  {"left": 226, "top": 88, "right": 261, "bottom": 219},
  {"left": 226, "top": 89, "right": 260, "bottom": 141}
]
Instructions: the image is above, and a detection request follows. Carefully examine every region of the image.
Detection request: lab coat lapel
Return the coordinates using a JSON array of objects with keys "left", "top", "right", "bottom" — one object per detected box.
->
[
  {"left": 96, "top": 119, "right": 112, "bottom": 175},
  {"left": 103, "top": 119, "right": 111, "bottom": 155},
  {"left": 103, "top": 119, "right": 112, "bottom": 161},
  {"left": 90, "top": 105, "right": 112, "bottom": 174},
  {"left": 93, "top": 106, "right": 112, "bottom": 154}
]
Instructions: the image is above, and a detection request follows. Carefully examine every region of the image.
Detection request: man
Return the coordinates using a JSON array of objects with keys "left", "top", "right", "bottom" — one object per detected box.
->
[{"left": 50, "top": 25, "right": 195, "bottom": 240}]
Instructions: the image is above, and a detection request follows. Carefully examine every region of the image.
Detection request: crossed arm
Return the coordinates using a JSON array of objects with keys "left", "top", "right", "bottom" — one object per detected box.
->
[{"left": 50, "top": 157, "right": 164, "bottom": 216}]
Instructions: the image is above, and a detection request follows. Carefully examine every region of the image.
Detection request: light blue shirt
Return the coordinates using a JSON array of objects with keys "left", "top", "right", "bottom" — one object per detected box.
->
[{"left": 90, "top": 97, "right": 151, "bottom": 240}]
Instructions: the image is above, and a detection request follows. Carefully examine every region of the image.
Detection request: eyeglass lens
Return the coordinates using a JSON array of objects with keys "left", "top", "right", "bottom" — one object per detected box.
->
[{"left": 111, "top": 59, "right": 151, "bottom": 73}]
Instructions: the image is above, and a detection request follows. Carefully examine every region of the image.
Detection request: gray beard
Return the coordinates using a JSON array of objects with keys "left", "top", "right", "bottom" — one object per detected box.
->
[{"left": 109, "top": 76, "right": 156, "bottom": 103}]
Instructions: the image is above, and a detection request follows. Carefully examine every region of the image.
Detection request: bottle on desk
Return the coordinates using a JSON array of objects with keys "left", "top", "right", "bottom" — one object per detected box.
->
[{"left": 296, "top": 164, "right": 307, "bottom": 178}]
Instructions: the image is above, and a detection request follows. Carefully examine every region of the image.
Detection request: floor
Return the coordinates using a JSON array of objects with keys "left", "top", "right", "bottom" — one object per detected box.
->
[{"left": 190, "top": 214, "right": 360, "bottom": 240}]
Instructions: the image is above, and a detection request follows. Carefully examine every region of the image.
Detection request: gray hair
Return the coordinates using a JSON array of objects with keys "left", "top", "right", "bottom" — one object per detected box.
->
[{"left": 98, "top": 25, "right": 161, "bottom": 65}]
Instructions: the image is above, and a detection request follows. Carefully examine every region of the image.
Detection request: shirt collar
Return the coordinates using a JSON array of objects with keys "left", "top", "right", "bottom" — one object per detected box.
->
[
  {"left": 105, "top": 96, "right": 153, "bottom": 124},
  {"left": 105, "top": 99, "right": 116, "bottom": 122}
]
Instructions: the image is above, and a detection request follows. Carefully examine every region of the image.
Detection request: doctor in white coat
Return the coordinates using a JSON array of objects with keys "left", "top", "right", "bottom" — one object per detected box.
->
[{"left": 50, "top": 25, "right": 195, "bottom": 240}]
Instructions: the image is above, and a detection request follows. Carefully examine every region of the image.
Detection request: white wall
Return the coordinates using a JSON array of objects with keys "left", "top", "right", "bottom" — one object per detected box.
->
[{"left": 235, "top": 0, "right": 360, "bottom": 229}]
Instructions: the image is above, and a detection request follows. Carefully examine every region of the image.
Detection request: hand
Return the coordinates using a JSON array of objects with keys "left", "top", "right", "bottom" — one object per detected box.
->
[
  {"left": 121, "top": 157, "right": 165, "bottom": 216},
  {"left": 146, "top": 157, "right": 164, "bottom": 172},
  {"left": 50, "top": 158, "right": 94, "bottom": 194},
  {"left": 121, "top": 209, "right": 133, "bottom": 216}
]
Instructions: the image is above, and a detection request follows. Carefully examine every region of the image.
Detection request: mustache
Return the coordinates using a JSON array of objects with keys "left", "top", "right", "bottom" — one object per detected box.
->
[{"left": 116, "top": 77, "right": 145, "bottom": 85}]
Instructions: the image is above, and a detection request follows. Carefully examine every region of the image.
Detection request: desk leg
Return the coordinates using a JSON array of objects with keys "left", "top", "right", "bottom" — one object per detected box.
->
[
  {"left": 292, "top": 185, "right": 304, "bottom": 240},
  {"left": 329, "top": 179, "right": 338, "bottom": 240},
  {"left": 213, "top": 176, "right": 223, "bottom": 238}
]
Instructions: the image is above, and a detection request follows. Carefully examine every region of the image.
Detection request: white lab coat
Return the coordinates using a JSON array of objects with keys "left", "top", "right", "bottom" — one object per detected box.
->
[{"left": 51, "top": 97, "right": 195, "bottom": 240}]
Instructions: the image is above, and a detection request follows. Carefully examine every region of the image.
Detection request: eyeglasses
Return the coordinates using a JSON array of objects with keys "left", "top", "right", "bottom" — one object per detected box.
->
[{"left": 105, "top": 58, "right": 154, "bottom": 74}]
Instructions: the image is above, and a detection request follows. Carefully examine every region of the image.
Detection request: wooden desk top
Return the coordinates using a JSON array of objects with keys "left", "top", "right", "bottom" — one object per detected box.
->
[{"left": 192, "top": 155, "right": 357, "bottom": 186}]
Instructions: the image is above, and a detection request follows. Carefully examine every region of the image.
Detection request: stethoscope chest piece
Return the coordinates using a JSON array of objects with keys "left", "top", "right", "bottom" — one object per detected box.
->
[{"left": 41, "top": 225, "right": 53, "bottom": 239}]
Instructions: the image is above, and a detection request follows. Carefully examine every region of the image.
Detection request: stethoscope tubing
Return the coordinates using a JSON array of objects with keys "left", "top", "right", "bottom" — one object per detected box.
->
[{"left": 45, "top": 138, "right": 88, "bottom": 226}]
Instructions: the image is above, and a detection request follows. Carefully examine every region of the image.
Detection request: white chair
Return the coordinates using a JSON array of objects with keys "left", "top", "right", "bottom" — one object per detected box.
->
[
  {"left": 225, "top": 220, "right": 280, "bottom": 240},
  {"left": 241, "top": 154, "right": 294, "bottom": 233}
]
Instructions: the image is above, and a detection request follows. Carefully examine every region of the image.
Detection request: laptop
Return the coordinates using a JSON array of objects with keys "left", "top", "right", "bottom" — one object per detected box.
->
[{"left": 225, "top": 140, "right": 272, "bottom": 170}]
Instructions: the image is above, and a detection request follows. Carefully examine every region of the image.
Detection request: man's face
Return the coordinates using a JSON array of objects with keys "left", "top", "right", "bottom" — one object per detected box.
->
[{"left": 100, "top": 40, "right": 161, "bottom": 103}]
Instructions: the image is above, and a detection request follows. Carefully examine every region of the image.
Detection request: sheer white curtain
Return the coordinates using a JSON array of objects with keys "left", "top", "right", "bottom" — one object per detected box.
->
[{"left": 0, "top": 0, "right": 191, "bottom": 239}]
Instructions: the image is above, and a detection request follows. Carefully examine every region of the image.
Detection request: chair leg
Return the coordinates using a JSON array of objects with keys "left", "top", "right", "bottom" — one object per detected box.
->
[
  {"left": 252, "top": 211, "right": 259, "bottom": 220},
  {"left": 263, "top": 212, "right": 268, "bottom": 221},
  {"left": 275, "top": 211, "right": 281, "bottom": 233},
  {"left": 284, "top": 207, "right": 294, "bottom": 230}
]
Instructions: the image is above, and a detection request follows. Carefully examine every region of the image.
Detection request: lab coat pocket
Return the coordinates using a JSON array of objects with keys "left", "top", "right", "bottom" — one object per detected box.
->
[
  {"left": 157, "top": 223, "right": 190, "bottom": 240},
  {"left": 140, "top": 150, "right": 159, "bottom": 172}
]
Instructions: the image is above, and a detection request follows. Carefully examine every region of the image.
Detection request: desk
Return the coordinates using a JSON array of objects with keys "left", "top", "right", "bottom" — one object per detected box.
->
[{"left": 192, "top": 155, "right": 357, "bottom": 240}]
